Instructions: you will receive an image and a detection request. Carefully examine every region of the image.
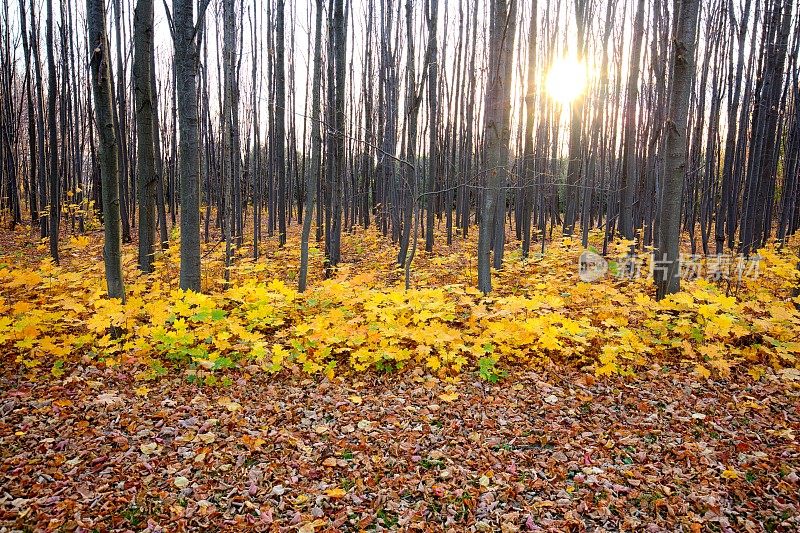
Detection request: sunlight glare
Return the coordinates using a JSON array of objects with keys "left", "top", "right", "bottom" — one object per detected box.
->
[{"left": 545, "top": 56, "right": 587, "bottom": 106}]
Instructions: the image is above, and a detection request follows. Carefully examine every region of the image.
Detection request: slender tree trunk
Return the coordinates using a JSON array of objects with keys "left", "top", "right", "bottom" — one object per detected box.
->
[
  {"left": 88, "top": 0, "right": 125, "bottom": 301},
  {"left": 112, "top": 0, "right": 132, "bottom": 243},
  {"left": 173, "top": 0, "right": 205, "bottom": 291},
  {"left": 563, "top": 0, "right": 586, "bottom": 236},
  {"left": 19, "top": 0, "right": 38, "bottom": 226},
  {"left": 251, "top": 4, "right": 262, "bottom": 259},
  {"left": 620, "top": 0, "right": 646, "bottom": 240},
  {"left": 46, "top": 0, "right": 60, "bottom": 262},
  {"left": 151, "top": 50, "right": 169, "bottom": 249},
  {"left": 397, "top": 0, "right": 418, "bottom": 267},
  {"left": 424, "top": 0, "right": 438, "bottom": 253},
  {"left": 521, "top": 0, "right": 537, "bottom": 258},
  {"left": 222, "top": 0, "right": 236, "bottom": 284},
  {"left": 716, "top": 0, "right": 752, "bottom": 253},
  {"left": 477, "top": 0, "right": 516, "bottom": 293},
  {"left": 655, "top": 0, "right": 700, "bottom": 300},
  {"left": 134, "top": 0, "right": 157, "bottom": 272},
  {"left": 325, "top": 0, "right": 346, "bottom": 274},
  {"left": 30, "top": 1, "right": 49, "bottom": 239},
  {"left": 300, "top": 0, "right": 324, "bottom": 292},
  {"left": 276, "top": 0, "right": 287, "bottom": 246}
]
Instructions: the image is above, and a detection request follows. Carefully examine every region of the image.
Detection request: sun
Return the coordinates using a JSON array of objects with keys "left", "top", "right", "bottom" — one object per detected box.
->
[{"left": 545, "top": 56, "right": 588, "bottom": 106}]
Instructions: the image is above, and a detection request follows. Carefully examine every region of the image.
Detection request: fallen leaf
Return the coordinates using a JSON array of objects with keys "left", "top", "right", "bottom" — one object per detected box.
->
[
  {"left": 325, "top": 488, "right": 347, "bottom": 499},
  {"left": 439, "top": 391, "right": 459, "bottom": 402},
  {"left": 217, "top": 396, "right": 242, "bottom": 412},
  {"left": 198, "top": 432, "right": 216, "bottom": 444},
  {"left": 721, "top": 469, "right": 738, "bottom": 480},
  {"left": 140, "top": 442, "right": 158, "bottom": 455}
]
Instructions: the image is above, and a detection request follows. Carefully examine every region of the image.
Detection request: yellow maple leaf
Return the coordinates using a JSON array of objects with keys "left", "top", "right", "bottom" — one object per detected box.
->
[
  {"left": 748, "top": 366, "right": 766, "bottom": 381},
  {"left": 325, "top": 488, "right": 347, "bottom": 499},
  {"left": 217, "top": 396, "right": 242, "bottom": 412},
  {"left": 721, "top": 469, "right": 738, "bottom": 480},
  {"left": 694, "top": 364, "right": 711, "bottom": 380},
  {"left": 708, "top": 314, "right": 735, "bottom": 336},
  {"left": 709, "top": 358, "right": 732, "bottom": 378},
  {"left": 439, "top": 391, "right": 459, "bottom": 402},
  {"left": 8, "top": 270, "right": 42, "bottom": 288},
  {"left": 69, "top": 235, "right": 91, "bottom": 249}
]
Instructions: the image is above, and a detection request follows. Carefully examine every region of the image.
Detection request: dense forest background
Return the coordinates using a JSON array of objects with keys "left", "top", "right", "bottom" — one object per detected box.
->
[{"left": 0, "top": 0, "right": 798, "bottom": 297}]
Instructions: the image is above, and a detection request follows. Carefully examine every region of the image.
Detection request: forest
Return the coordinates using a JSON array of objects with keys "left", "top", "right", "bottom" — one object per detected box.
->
[{"left": 1, "top": 0, "right": 800, "bottom": 529}]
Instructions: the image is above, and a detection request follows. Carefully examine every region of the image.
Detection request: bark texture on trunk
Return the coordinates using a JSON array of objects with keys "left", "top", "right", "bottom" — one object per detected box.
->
[
  {"left": 46, "top": 0, "right": 60, "bottom": 262},
  {"left": 620, "top": 0, "right": 646, "bottom": 241},
  {"left": 477, "top": 0, "right": 516, "bottom": 293},
  {"left": 276, "top": 0, "right": 287, "bottom": 246},
  {"left": 300, "top": 0, "right": 324, "bottom": 292},
  {"left": 656, "top": 0, "right": 700, "bottom": 300},
  {"left": 173, "top": 0, "right": 202, "bottom": 291},
  {"left": 134, "top": 0, "right": 157, "bottom": 272},
  {"left": 88, "top": 0, "right": 126, "bottom": 301},
  {"left": 424, "top": 0, "right": 438, "bottom": 253}
]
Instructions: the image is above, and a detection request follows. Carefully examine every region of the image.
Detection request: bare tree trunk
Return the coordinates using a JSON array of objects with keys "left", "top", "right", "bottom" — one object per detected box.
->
[
  {"left": 88, "top": 0, "right": 125, "bottom": 301},
  {"left": 324, "top": 0, "right": 346, "bottom": 274},
  {"left": 172, "top": 0, "right": 207, "bottom": 291},
  {"left": 520, "top": 0, "right": 537, "bottom": 258},
  {"left": 19, "top": 0, "right": 38, "bottom": 226},
  {"left": 276, "top": 0, "right": 287, "bottom": 246},
  {"left": 300, "top": 0, "right": 324, "bottom": 292},
  {"left": 29, "top": 0, "right": 49, "bottom": 239},
  {"left": 655, "top": 0, "right": 700, "bottom": 300},
  {"left": 134, "top": 0, "right": 157, "bottom": 272},
  {"left": 397, "top": 0, "right": 418, "bottom": 267},
  {"left": 715, "top": 0, "right": 751, "bottom": 253},
  {"left": 477, "top": 0, "right": 516, "bottom": 293},
  {"left": 424, "top": 0, "right": 438, "bottom": 253},
  {"left": 151, "top": 50, "right": 169, "bottom": 249},
  {"left": 46, "top": 0, "right": 60, "bottom": 262},
  {"left": 563, "top": 0, "right": 586, "bottom": 236},
  {"left": 251, "top": 4, "right": 262, "bottom": 259},
  {"left": 620, "top": 0, "right": 646, "bottom": 240},
  {"left": 112, "top": 0, "right": 131, "bottom": 243},
  {"left": 222, "top": 0, "right": 236, "bottom": 284}
]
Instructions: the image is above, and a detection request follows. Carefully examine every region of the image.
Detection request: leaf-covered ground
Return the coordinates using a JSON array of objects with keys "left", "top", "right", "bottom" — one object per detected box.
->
[
  {"left": 1, "top": 224, "right": 799, "bottom": 383},
  {"left": 1, "top": 225, "right": 800, "bottom": 530},
  {"left": 1, "top": 364, "right": 799, "bottom": 531}
]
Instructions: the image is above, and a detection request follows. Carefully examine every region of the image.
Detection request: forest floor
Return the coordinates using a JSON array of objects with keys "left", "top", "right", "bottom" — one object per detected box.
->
[
  {"left": 1, "top": 363, "right": 799, "bottom": 531},
  {"left": 0, "top": 221, "right": 799, "bottom": 531}
]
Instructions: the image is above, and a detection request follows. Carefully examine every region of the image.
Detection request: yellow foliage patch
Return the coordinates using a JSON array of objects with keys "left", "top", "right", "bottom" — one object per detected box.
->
[{"left": 0, "top": 227, "right": 798, "bottom": 381}]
